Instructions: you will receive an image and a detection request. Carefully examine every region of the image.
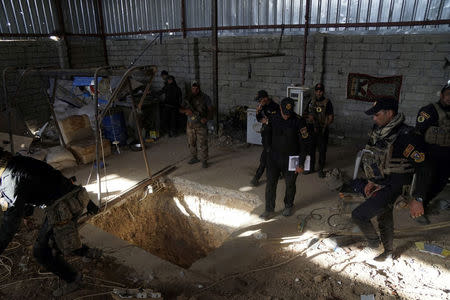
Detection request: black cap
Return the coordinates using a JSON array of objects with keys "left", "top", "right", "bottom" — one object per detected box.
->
[
  {"left": 255, "top": 90, "right": 269, "bottom": 101},
  {"left": 441, "top": 83, "right": 450, "bottom": 94},
  {"left": 161, "top": 70, "right": 168, "bottom": 76},
  {"left": 280, "top": 97, "right": 295, "bottom": 115},
  {"left": 167, "top": 75, "right": 175, "bottom": 81},
  {"left": 365, "top": 97, "right": 398, "bottom": 115},
  {"left": 314, "top": 83, "right": 325, "bottom": 91}
]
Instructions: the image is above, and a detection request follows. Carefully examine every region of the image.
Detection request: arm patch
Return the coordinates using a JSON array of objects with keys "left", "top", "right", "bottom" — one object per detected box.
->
[
  {"left": 410, "top": 150, "right": 425, "bottom": 163},
  {"left": 300, "top": 127, "right": 308, "bottom": 139},
  {"left": 403, "top": 144, "right": 415, "bottom": 158}
]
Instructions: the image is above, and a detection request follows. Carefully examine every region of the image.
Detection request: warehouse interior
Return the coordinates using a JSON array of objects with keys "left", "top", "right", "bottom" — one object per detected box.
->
[{"left": 0, "top": 0, "right": 449, "bottom": 299}]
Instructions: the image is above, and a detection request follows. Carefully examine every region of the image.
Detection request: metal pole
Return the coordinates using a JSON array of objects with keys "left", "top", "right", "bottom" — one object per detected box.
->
[
  {"left": 96, "top": 0, "right": 109, "bottom": 65},
  {"left": 94, "top": 66, "right": 108, "bottom": 205},
  {"left": 212, "top": 0, "right": 219, "bottom": 134},
  {"left": 47, "top": 76, "right": 67, "bottom": 149},
  {"left": 2, "top": 67, "right": 15, "bottom": 153},
  {"left": 301, "top": 0, "right": 311, "bottom": 86},
  {"left": 55, "top": 0, "right": 72, "bottom": 68},
  {"left": 181, "top": 0, "right": 187, "bottom": 39},
  {"left": 128, "top": 79, "right": 152, "bottom": 178}
]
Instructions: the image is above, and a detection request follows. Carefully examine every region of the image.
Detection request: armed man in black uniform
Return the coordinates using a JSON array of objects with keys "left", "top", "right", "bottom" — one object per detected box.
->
[
  {"left": 260, "top": 97, "right": 312, "bottom": 220},
  {"left": 0, "top": 149, "right": 100, "bottom": 296},
  {"left": 413, "top": 83, "right": 450, "bottom": 222},
  {"left": 305, "top": 83, "right": 334, "bottom": 178},
  {"left": 350, "top": 97, "right": 431, "bottom": 261},
  {"left": 250, "top": 90, "right": 280, "bottom": 186}
]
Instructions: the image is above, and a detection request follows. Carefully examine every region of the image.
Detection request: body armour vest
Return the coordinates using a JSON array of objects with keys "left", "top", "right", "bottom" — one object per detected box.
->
[
  {"left": 424, "top": 103, "right": 450, "bottom": 147},
  {"left": 186, "top": 93, "right": 208, "bottom": 123},
  {"left": 362, "top": 127, "right": 414, "bottom": 180},
  {"left": 308, "top": 98, "right": 329, "bottom": 127},
  {"left": 272, "top": 124, "right": 299, "bottom": 156}
]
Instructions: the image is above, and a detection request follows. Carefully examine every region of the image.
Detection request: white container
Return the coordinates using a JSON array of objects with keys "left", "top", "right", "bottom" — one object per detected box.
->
[{"left": 246, "top": 108, "right": 262, "bottom": 145}]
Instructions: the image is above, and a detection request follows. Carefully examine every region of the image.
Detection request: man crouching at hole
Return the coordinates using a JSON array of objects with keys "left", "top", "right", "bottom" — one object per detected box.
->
[
  {"left": 0, "top": 148, "right": 101, "bottom": 297},
  {"left": 346, "top": 97, "right": 431, "bottom": 262}
]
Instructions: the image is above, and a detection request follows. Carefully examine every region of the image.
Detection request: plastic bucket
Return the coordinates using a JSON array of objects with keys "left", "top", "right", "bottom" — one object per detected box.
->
[{"left": 102, "top": 111, "right": 127, "bottom": 145}]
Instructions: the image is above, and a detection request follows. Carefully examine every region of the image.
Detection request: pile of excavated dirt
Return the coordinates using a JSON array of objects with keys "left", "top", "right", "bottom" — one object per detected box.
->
[{"left": 90, "top": 186, "right": 230, "bottom": 268}]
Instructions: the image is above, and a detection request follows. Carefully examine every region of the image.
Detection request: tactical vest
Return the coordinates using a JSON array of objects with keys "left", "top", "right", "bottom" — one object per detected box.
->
[
  {"left": 187, "top": 93, "right": 208, "bottom": 123},
  {"left": 45, "top": 186, "right": 90, "bottom": 255},
  {"left": 308, "top": 98, "right": 329, "bottom": 127},
  {"left": 424, "top": 103, "right": 450, "bottom": 147},
  {"left": 362, "top": 131, "right": 414, "bottom": 180},
  {"left": 272, "top": 124, "right": 299, "bottom": 156}
]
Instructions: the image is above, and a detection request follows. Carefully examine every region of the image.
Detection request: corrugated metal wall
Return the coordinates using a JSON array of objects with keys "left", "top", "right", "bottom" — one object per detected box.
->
[
  {"left": 0, "top": 0, "right": 449, "bottom": 36},
  {"left": 0, "top": 0, "right": 58, "bottom": 34}
]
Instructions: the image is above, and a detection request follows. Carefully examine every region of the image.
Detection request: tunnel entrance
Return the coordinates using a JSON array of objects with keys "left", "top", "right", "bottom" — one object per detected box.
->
[{"left": 90, "top": 178, "right": 261, "bottom": 268}]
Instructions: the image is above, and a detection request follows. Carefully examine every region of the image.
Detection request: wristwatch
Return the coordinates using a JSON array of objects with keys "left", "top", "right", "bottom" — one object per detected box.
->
[{"left": 415, "top": 197, "right": 424, "bottom": 203}]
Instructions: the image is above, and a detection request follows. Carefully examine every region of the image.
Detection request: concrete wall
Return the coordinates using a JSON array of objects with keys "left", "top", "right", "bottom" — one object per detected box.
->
[{"left": 107, "top": 32, "right": 449, "bottom": 139}]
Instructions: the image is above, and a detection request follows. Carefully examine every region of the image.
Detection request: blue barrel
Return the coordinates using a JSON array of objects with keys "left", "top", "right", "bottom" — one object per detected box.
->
[{"left": 102, "top": 111, "right": 128, "bottom": 145}]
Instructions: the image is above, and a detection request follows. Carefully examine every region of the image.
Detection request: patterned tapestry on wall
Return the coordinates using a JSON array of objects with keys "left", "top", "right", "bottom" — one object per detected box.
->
[{"left": 347, "top": 73, "right": 403, "bottom": 102}]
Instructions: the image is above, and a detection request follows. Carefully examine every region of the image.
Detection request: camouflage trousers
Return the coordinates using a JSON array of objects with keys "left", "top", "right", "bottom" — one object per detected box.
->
[{"left": 186, "top": 123, "right": 208, "bottom": 161}]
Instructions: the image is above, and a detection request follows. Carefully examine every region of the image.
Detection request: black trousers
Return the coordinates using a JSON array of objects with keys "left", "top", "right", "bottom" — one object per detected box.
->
[
  {"left": 310, "top": 129, "right": 329, "bottom": 171},
  {"left": 425, "top": 157, "right": 450, "bottom": 208},
  {"left": 351, "top": 179, "right": 405, "bottom": 251},
  {"left": 265, "top": 153, "right": 298, "bottom": 212},
  {"left": 254, "top": 148, "right": 267, "bottom": 181},
  {"left": 162, "top": 107, "right": 178, "bottom": 135},
  {"left": 33, "top": 218, "right": 78, "bottom": 283}
]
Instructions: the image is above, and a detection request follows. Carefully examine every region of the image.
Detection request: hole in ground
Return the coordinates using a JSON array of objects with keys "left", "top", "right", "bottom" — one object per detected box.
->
[{"left": 90, "top": 179, "right": 260, "bottom": 268}]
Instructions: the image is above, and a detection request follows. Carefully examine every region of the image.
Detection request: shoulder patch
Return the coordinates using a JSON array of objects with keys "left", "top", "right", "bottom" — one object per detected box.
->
[
  {"left": 403, "top": 144, "right": 415, "bottom": 158},
  {"left": 417, "top": 115, "right": 425, "bottom": 123},
  {"left": 300, "top": 127, "right": 308, "bottom": 139},
  {"left": 419, "top": 111, "right": 430, "bottom": 119},
  {"left": 410, "top": 150, "right": 425, "bottom": 163}
]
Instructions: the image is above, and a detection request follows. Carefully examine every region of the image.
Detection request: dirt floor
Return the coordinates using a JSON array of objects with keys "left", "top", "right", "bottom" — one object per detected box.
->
[{"left": 0, "top": 134, "right": 449, "bottom": 299}]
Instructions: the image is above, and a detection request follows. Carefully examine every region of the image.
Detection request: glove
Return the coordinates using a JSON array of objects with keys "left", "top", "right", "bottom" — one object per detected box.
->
[{"left": 86, "top": 200, "right": 99, "bottom": 215}]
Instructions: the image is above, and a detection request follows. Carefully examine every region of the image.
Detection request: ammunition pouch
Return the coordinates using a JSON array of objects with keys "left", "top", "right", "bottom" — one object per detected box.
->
[
  {"left": 45, "top": 186, "right": 90, "bottom": 255},
  {"left": 362, "top": 144, "right": 413, "bottom": 180},
  {"left": 424, "top": 103, "right": 450, "bottom": 147},
  {"left": 424, "top": 126, "right": 450, "bottom": 147}
]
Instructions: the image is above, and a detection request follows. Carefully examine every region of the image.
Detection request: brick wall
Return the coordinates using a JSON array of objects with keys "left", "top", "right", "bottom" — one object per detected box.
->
[
  {"left": 0, "top": 37, "right": 106, "bottom": 133},
  {"left": 67, "top": 36, "right": 106, "bottom": 68},
  {"left": 0, "top": 40, "right": 65, "bottom": 132},
  {"left": 107, "top": 32, "right": 449, "bottom": 140}
]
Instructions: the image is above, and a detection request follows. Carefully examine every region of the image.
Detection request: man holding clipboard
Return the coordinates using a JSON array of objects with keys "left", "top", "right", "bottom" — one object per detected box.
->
[{"left": 260, "top": 98, "right": 312, "bottom": 219}]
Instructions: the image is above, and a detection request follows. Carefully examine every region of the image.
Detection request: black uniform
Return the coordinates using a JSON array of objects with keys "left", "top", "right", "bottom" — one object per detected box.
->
[
  {"left": 0, "top": 155, "right": 97, "bottom": 284},
  {"left": 264, "top": 110, "right": 312, "bottom": 212},
  {"left": 253, "top": 100, "right": 279, "bottom": 183},
  {"left": 306, "top": 96, "right": 334, "bottom": 172},
  {"left": 351, "top": 118, "right": 430, "bottom": 254},
  {"left": 161, "top": 79, "right": 182, "bottom": 136},
  {"left": 415, "top": 102, "right": 450, "bottom": 207}
]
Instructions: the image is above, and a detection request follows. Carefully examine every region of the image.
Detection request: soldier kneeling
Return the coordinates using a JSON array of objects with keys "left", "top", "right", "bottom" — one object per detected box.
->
[{"left": 0, "top": 148, "right": 100, "bottom": 296}]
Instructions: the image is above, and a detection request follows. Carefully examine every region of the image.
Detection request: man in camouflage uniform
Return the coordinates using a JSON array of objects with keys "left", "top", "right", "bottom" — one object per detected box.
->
[
  {"left": 0, "top": 149, "right": 100, "bottom": 296},
  {"left": 180, "top": 81, "right": 213, "bottom": 168},
  {"left": 305, "top": 83, "right": 334, "bottom": 178},
  {"left": 413, "top": 83, "right": 450, "bottom": 223}
]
